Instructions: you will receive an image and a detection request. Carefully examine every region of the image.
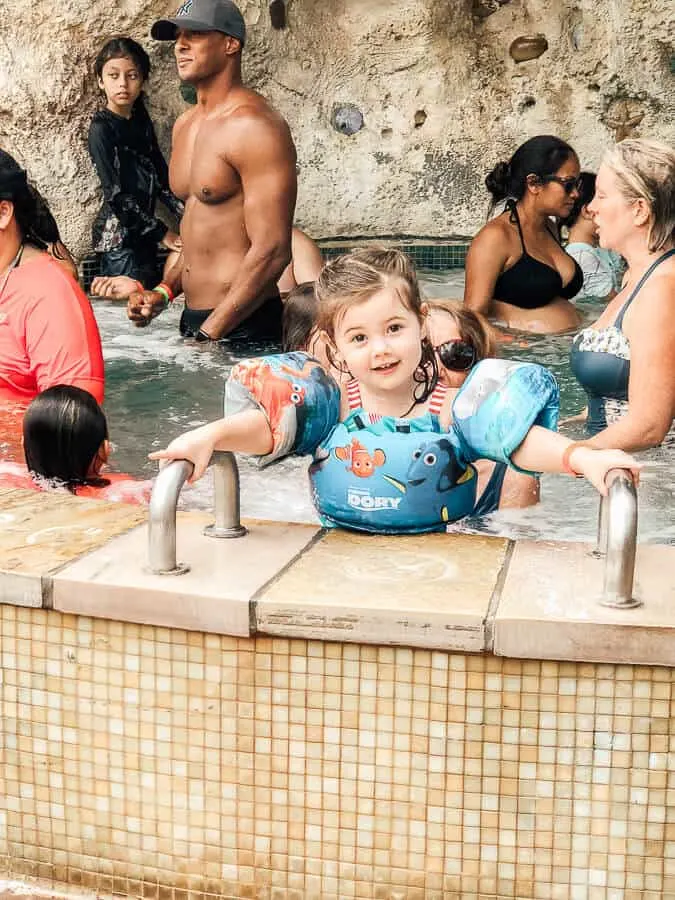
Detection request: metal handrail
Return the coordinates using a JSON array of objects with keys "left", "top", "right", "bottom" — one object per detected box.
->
[
  {"left": 595, "top": 468, "right": 641, "bottom": 609},
  {"left": 148, "top": 451, "right": 247, "bottom": 575}
]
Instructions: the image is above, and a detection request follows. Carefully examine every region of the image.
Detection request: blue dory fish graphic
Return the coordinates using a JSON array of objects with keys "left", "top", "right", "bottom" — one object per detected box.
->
[{"left": 382, "top": 438, "right": 474, "bottom": 522}]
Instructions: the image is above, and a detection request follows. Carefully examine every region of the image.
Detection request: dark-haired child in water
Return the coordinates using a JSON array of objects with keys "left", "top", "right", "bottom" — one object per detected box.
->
[
  {"left": 0, "top": 386, "right": 151, "bottom": 504},
  {"left": 561, "top": 171, "right": 625, "bottom": 303},
  {"left": 88, "top": 37, "right": 183, "bottom": 292}
]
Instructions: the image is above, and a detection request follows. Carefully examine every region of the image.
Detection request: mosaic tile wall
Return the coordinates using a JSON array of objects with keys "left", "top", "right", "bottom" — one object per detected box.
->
[
  {"left": 79, "top": 243, "right": 468, "bottom": 290},
  {"left": 0, "top": 605, "right": 674, "bottom": 900}
]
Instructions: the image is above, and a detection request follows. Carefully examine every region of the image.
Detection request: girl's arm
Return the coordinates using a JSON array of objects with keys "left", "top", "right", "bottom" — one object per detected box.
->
[
  {"left": 511, "top": 426, "right": 641, "bottom": 495},
  {"left": 88, "top": 119, "right": 168, "bottom": 245},
  {"left": 559, "top": 406, "right": 588, "bottom": 427},
  {"left": 463, "top": 225, "right": 509, "bottom": 316},
  {"left": 584, "top": 277, "right": 675, "bottom": 451},
  {"left": 148, "top": 409, "right": 273, "bottom": 482},
  {"left": 148, "top": 124, "right": 185, "bottom": 221}
]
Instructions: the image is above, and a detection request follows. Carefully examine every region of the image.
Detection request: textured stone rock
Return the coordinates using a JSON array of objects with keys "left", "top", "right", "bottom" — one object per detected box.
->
[
  {"left": 472, "top": 0, "right": 511, "bottom": 20},
  {"left": 331, "top": 103, "right": 364, "bottom": 136},
  {"left": 603, "top": 97, "right": 646, "bottom": 142},
  {"left": 509, "top": 34, "right": 549, "bottom": 63},
  {"left": 0, "top": 0, "right": 673, "bottom": 252}
]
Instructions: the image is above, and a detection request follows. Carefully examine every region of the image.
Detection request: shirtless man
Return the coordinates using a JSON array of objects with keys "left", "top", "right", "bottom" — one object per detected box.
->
[{"left": 127, "top": 0, "right": 297, "bottom": 341}]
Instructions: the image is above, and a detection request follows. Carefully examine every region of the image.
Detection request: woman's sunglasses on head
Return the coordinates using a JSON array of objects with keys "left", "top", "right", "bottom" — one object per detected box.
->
[{"left": 435, "top": 339, "right": 477, "bottom": 372}]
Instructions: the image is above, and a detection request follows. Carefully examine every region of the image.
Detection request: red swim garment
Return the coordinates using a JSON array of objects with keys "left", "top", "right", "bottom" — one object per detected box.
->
[{"left": 0, "top": 255, "right": 104, "bottom": 403}]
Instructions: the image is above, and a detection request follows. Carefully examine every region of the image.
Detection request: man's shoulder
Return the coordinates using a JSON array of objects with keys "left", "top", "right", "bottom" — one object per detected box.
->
[
  {"left": 173, "top": 104, "right": 199, "bottom": 134},
  {"left": 219, "top": 88, "right": 290, "bottom": 134}
]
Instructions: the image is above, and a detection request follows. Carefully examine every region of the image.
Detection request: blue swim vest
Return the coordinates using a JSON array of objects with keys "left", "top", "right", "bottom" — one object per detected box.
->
[
  {"left": 225, "top": 353, "right": 560, "bottom": 535},
  {"left": 309, "top": 383, "right": 477, "bottom": 534}
]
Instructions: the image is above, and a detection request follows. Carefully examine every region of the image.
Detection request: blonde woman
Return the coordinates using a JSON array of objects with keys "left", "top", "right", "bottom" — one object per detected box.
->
[{"left": 570, "top": 139, "right": 675, "bottom": 449}]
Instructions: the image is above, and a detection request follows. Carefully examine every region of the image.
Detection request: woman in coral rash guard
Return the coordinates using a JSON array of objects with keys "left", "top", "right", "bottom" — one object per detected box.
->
[{"left": 0, "top": 150, "right": 104, "bottom": 405}]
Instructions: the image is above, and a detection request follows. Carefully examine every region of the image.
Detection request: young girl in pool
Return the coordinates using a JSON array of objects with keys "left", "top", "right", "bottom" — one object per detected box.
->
[
  {"left": 150, "top": 249, "right": 640, "bottom": 534},
  {"left": 560, "top": 172, "right": 625, "bottom": 303},
  {"left": 426, "top": 299, "right": 540, "bottom": 512},
  {"left": 87, "top": 37, "right": 183, "bottom": 289},
  {"left": 0, "top": 386, "right": 151, "bottom": 504}
]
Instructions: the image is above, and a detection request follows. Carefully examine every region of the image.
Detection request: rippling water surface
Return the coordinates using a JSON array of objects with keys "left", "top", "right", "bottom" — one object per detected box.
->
[{"left": 4, "top": 269, "right": 673, "bottom": 544}]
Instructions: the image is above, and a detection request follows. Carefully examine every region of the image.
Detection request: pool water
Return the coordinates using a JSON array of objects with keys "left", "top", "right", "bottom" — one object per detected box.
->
[{"left": 12, "top": 269, "right": 675, "bottom": 543}]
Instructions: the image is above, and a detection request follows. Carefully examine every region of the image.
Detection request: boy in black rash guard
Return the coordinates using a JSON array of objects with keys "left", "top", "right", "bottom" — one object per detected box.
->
[{"left": 88, "top": 37, "right": 183, "bottom": 288}]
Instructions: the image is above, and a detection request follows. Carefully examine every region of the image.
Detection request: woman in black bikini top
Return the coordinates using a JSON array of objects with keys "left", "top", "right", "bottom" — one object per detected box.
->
[{"left": 464, "top": 135, "right": 584, "bottom": 334}]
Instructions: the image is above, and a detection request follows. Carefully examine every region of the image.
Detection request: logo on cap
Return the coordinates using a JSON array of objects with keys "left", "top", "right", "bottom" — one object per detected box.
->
[{"left": 176, "top": 0, "right": 193, "bottom": 15}]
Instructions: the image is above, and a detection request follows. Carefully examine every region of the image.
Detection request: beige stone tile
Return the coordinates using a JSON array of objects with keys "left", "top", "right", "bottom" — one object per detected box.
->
[
  {"left": 494, "top": 541, "right": 675, "bottom": 666},
  {"left": 256, "top": 531, "right": 508, "bottom": 651},
  {"left": 52, "top": 513, "right": 319, "bottom": 636},
  {"left": 0, "top": 488, "right": 145, "bottom": 605}
]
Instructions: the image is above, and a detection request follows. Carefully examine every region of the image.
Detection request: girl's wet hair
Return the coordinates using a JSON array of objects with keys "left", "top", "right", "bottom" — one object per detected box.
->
[
  {"left": 23, "top": 386, "right": 110, "bottom": 492},
  {"left": 315, "top": 247, "right": 438, "bottom": 402},
  {"left": 0, "top": 150, "right": 64, "bottom": 253},
  {"left": 426, "top": 299, "right": 497, "bottom": 361},
  {"left": 559, "top": 171, "right": 596, "bottom": 229},
  {"left": 95, "top": 37, "right": 151, "bottom": 82},
  {"left": 485, "top": 135, "right": 577, "bottom": 213},
  {"left": 281, "top": 282, "right": 318, "bottom": 352},
  {"left": 602, "top": 138, "right": 675, "bottom": 252}
]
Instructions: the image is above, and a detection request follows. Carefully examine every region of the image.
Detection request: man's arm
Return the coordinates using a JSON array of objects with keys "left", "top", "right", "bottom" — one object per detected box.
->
[{"left": 199, "top": 109, "right": 297, "bottom": 340}]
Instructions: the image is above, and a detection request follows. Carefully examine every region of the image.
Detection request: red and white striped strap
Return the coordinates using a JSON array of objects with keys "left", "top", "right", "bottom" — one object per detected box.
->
[
  {"left": 427, "top": 382, "right": 450, "bottom": 415},
  {"left": 346, "top": 379, "right": 362, "bottom": 410}
]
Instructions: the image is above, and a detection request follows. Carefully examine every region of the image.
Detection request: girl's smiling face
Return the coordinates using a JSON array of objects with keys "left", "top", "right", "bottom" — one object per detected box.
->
[{"left": 331, "top": 283, "right": 426, "bottom": 397}]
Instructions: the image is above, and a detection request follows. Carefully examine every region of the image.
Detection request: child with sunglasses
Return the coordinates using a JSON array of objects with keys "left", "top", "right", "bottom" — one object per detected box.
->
[
  {"left": 427, "top": 299, "right": 539, "bottom": 513},
  {"left": 150, "top": 248, "right": 640, "bottom": 534}
]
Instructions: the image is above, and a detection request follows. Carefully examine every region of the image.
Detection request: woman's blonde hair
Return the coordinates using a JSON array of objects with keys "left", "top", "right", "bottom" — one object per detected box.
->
[
  {"left": 602, "top": 138, "right": 675, "bottom": 252},
  {"left": 315, "top": 246, "right": 438, "bottom": 399},
  {"left": 426, "top": 299, "right": 497, "bottom": 361}
]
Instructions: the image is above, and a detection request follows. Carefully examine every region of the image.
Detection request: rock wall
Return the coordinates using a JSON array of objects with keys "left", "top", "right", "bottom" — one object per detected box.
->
[{"left": 1, "top": 0, "right": 673, "bottom": 256}]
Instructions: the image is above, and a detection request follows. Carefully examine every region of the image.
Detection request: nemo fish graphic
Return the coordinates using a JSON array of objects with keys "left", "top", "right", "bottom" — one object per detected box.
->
[
  {"left": 335, "top": 439, "right": 385, "bottom": 478},
  {"left": 236, "top": 359, "right": 306, "bottom": 428}
]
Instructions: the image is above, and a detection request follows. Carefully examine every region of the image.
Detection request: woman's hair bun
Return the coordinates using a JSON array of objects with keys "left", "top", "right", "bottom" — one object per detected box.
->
[{"left": 485, "top": 160, "right": 511, "bottom": 200}]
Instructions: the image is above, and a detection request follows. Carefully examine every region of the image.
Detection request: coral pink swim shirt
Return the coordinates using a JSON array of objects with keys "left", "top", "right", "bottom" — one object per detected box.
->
[{"left": 0, "top": 254, "right": 104, "bottom": 403}]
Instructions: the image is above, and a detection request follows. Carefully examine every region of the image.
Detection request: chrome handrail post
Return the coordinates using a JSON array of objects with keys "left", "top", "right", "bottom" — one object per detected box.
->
[
  {"left": 148, "top": 459, "right": 194, "bottom": 575},
  {"left": 147, "top": 452, "right": 247, "bottom": 575},
  {"left": 203, "top": 451, "right": 248, "bottom": 539},
  {"left": 598, "top": 468, "right": 642, "bottom": 609}
]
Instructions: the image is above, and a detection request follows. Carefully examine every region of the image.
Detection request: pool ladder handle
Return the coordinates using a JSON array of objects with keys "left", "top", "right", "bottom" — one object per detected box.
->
[
  {"left": 148, "top": 450, "right": 247, "bottom": 576},
  {"left": 592, "top": 467, "right": 642, "bottom": 609}
]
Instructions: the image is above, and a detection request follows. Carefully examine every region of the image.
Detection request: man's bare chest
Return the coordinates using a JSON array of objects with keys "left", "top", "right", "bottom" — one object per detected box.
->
[{"left": 170, "top": 118, "right": 240, "bottom": 205}]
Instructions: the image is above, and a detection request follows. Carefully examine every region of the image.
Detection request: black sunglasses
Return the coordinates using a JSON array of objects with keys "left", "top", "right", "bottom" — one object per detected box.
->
[
  {"left": 539, "top": 175, "right": 583, "bottom": 195},
  {"left": 435, "top": 339, "right": 477, "bottom": 372}
]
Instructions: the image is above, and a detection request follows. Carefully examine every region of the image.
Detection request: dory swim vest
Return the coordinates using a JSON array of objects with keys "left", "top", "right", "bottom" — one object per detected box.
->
[
  {"left": 225, "top": 353, "right": 559, "bottom": 534},
  {"left": 309, "top": 382, "right": 477, "bottom": 533}
]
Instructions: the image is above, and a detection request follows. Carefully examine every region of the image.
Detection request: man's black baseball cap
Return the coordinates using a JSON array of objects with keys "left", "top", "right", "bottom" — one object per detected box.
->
[{"left": 151, "top": 0, "right": 246, "bottom": 45}]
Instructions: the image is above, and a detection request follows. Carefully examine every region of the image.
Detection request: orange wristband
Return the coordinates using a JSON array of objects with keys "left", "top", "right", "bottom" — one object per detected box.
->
[
  {"left": 562, "top": 441, "right": 588, "bottom": 476},
  {"left": 133, "top": 280, "right": 144, "bottom": 293}
]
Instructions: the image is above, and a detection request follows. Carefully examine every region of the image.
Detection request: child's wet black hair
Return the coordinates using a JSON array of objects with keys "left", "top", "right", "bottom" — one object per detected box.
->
[
  {"left": 23, "top": 385, "right": 110, "bottom": 492},
  {"left": 281, "top": 282, "right": 318, "bottom": 352},
  {"left": 560, "top": 171, "right": 596, "bottom": 229}
]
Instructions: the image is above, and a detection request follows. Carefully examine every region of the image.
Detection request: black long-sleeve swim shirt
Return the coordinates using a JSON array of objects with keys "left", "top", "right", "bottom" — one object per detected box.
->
[{"left": 88, "top": 102, "right": 184, "bottom": 253}]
